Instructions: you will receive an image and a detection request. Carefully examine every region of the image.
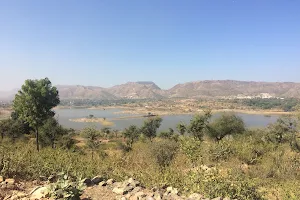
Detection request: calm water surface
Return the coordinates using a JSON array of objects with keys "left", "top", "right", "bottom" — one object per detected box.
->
[{"left": 55, "top": 108, "right": 279, "bottom": 131}]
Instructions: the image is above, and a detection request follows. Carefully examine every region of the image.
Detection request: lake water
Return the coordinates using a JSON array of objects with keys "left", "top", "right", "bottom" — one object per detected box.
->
[{"left": 55, "top": 108, "right": 280, "bottom": 131}]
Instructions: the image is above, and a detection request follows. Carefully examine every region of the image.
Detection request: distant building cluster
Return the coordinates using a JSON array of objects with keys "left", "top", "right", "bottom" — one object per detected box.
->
[{"left": 223, "top": 93, "right": 285, "bottom": 100}]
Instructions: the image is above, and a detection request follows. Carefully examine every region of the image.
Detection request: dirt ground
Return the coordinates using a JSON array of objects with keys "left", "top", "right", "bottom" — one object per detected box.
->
[{"left": 81, "top": 185, "right": 116, "bottom": 200}]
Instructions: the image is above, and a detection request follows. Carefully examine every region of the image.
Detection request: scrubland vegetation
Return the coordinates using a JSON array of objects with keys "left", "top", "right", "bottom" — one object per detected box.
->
[{"left": 1, "top": 78, "right": 300, "bottom": 200}]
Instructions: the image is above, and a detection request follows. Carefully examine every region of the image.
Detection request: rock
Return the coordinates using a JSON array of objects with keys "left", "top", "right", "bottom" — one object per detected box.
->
[
  {"left": 106, "top": 178, "right": 115, "bottom": 185},
  {"left": 10, "top": 192, "right": 27, "bottom": 200},
  {"left": 131, "top": 186, "right": 142, "bottom": 193},
  {"left": 146, "top": 197, "right": 155, "bottom": 200},
  {"left": 120, "top": 197, "right": 127, "bottom": 200},
  {"left": 171, "top": 188, "right": 178, "bottom": 195},
  {"left": 48, "top": 174, "right": 56, "bottom": 183},
  {"left": 0, "top": 176, "right": 4, "bottom": 182},
  {"left": 188, "top": 193, "right": 203, "bottom": 200},
  {"left": 130, "top": 191, "right": 146, "bottom": 200},
  {"left": 92, "top": 176, "right": 104, "bottom": 185},
  {"left": 154, "top": 192, "right": 162, "bottom": 200},
  {"left": 99, "top": 181, "right": 107, "bottom": 186},
  {"left": 223, "top": 198, "right": 230, "bottom": 200},
  {"left": 151, "top": 186, "right": 158, "bottom": 192},
  {"left": 127, "top": 178, "right": 140, "bottom": 187},
  {"left": 113, "top": 187, "right": 127, "bottom": 195},
  {"left": 83, "top": 178, "right": 93, "bottom": 186},
  {"left": 39, "top": 176, "right": 47, "bottom": 181},
  {"left": 29, "top": 186, "right": 48, "bottom": 200},
  {"left": 166, "top": 186, "right": 173, "bottom": 193},
  {"left": 5, "top": 178, "right": 15, "bottom": 185}
]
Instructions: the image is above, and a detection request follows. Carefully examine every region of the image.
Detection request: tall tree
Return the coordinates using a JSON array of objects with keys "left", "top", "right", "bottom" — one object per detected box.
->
[
  {"left": 207, "top": 113, "right": 245, "bottom": 141},
  {"left": 82, "top": 126, "right": 101, "bottom": 159},
  {"left": 188, "top": 110, "right": 212, "bottom": 141},
  {"left": 123, "top": 125, "right": 140, "bottom": 149},
  {"left": 177, "top": 122, "right": 187, "bottom": 135},
  {"left": 12, "top": 78, "right": 60, "bottom": 151},
  {"left": 141, "top": 117, "right": 162, "bottom": 141}
]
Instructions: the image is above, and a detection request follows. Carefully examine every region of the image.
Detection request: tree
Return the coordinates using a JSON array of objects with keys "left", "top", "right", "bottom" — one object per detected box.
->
[
  {"left": 267, "top": 116, "right": 297, "bottom": 144},
  {"left": 188, "top": 110, "right": 212, "bottom": 141},
  {"left": 158, "top": 128, "right": 175, "bottom": 139},
  {"left": 12, "top": 78, "right": 60, "bottom": 151},
  {"left": 0, "top": 119, "right": 27, "bottom": 141},
  {"left": 40, "top": 117, "right": 68, "bottom": 148},
  {"left": 123, "top": 125, "right": 140, "bottom": 149},
  {"left": 82, "top": 126, "right": 101, "bottom": 159},
  {"left": 101, "top": 127, "right": 111, "bottom": 138},
  {"left": 177, "top": 122, "right": 187, "bottom": 135},
  {"left": 207, "top": 113, "right": 245, "bottom": 142},
  {"left": 141, "top": 117, "right": 163, "bottom": 141},
  {"left": 0, "top": 119, "right": 10, "bottom": 139}
]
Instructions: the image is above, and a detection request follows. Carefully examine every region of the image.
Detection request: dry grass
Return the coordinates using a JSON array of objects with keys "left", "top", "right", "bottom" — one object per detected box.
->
[{"left": 69, "top": 118, "right": 114, "bottom": 126}]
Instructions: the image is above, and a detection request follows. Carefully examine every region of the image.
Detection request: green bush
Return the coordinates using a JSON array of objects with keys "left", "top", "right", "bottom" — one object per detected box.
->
[
  {"left": 150, "top": 140, "right": 179, "bottom": 169},
  {"left": 209, "top": 141, "right": 234, "bottom": 162},
  {"left": 46, "top": 172, "right": 86, "bottom": 200},
  {"left": 179, "top": 137, "right": 202, "bottom": 165}
]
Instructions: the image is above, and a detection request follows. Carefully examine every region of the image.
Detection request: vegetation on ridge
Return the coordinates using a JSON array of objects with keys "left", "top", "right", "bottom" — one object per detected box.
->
[{"left": 1, "top": 78, "right": 300, "bottom": 199}]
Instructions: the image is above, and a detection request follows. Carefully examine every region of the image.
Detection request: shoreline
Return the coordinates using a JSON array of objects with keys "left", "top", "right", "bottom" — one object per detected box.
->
[{"left": 55, "top": 106, "right": 296, "bottom": 116}]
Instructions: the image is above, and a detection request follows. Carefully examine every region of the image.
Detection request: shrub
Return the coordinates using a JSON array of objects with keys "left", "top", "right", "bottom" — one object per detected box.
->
[
  {"left": 179, "top": 137, "right": 202, "bottom": 165},
  {"left": 150, "top": 140, "right": 179, "bottom": 169},
  {"left": 209, "top": 141, "right": 234, "bottom": 162},
  {"left": 46, "top": 172, "right": 86, "bottom": 200}
]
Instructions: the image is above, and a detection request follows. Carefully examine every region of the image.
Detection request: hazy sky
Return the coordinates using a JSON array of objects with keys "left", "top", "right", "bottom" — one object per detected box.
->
[{"left": 0, "top": 0, "right": 300, "bottom": 90}]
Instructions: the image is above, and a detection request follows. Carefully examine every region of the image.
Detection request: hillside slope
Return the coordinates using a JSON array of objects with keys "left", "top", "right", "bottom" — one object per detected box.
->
[{"left": 1, "top": 80, "right": 300, "bottom": 100}]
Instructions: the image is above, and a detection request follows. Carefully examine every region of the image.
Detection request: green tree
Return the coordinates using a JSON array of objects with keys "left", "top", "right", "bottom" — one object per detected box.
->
[
  {"left": 141, "top": 117, "right": 163, "bottom": 141},
  {"left": 101, "top": 127, "right": 111, "bottom": 138},
  {"left": 0, "top": 119, "right": 10, "bottom": 139},
  {"left": 158, "top": 128, "right": 175, "bottom": 139},
  {"left": 0, "top": 118, "right": 28, "bottom": 141},
  {"left": 12, "top": 78, "right": 60, "bottom": 151},
  {"left": 81, "top": 126, "right": 101, "bottom": 159},
  {"left": 177, "top": 122, "right": 187, "bottom": 135},
  {"left": 267, "top": 116, "right": 297, "bottom": 144},
  {"left": 207, "top": 113, "right": 245, "bottom": 142},
  {"left": 188, "top": 110, "right": 212, "bottom": 141},
  {"left": 123, "top": 125, "right": 140, "bottom": 149},
  {"left": 40, "top": 117, "right": 68, "bottom": 148}
]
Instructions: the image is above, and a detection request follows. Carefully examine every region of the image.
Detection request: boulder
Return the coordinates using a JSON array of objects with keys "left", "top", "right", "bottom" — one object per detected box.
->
[
  {"left": 29, "top": 186, "right": 48, "bottom": 200},
  {"left": 5, "top": 179, "right": 15, "bottom": 185},
  {"left": 91, "top": 176, "right": 104, "bottom": 185},
  {"left": 131, "top": 186, "right": 142, "bottom": 193},
  {"left": 113, "top": 187, "right": 127, "bottom": 195},
  {"left": 130, "top": 191, "right": 146, "bottom": 200},
  {"left": 106, "top": 178, "right": 115, "bottom": 185},
  {"left": 99, "top": 181, "right": 107, "bottom": 187},
  {"left": 48, "top": 174, "right": 56, "bottom": 183},
  {"left": 83, "top": 178, "right": 93, "bottom": 186},
  {"left": 0, "top": 176, "right": 4, "bottom": 182},
  {"left": 10, "top": 192, "right": 27, "bottom": 200}
]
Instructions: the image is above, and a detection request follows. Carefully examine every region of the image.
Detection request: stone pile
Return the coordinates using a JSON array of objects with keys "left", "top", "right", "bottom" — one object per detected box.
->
[
  {"left": 85, "top": 176, "right": 234, "bottom": 200},
  {"left": 0, "top": 174, "right": 235, "bottom": 200}
]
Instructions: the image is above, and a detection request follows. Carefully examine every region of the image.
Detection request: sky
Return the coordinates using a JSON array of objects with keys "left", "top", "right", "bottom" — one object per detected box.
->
[{"left": 0, "top": 0, "right": 300, "bottom": 90}]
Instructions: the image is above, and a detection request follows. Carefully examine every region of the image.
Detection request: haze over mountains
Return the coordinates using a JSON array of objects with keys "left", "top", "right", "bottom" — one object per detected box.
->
[{"left": 1, "top": 80, "right": 300, "bottom": 100}]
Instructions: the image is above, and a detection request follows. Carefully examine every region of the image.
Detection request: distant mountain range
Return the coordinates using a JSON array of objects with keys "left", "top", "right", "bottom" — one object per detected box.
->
[{"left": 1, "top": 80, "right": 300, "bottom": 100}]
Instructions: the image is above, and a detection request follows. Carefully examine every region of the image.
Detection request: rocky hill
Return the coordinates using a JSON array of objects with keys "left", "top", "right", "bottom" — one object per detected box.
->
[
  {"left": 1, "top": 80, "right": 300, "bottom": 100},
  {"left": 168, "top": 80, "right": 300, "bottom": 98}
]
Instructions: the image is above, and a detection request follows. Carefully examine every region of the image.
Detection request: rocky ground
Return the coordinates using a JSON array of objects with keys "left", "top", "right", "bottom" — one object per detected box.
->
[{"left": 0, "top": 175, "right": 233, "bottom": 200}]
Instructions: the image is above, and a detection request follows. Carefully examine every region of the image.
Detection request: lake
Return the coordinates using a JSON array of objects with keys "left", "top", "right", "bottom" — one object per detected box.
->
[{"left": 55, "top": 108, "right": 280, "bottom": 131}]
